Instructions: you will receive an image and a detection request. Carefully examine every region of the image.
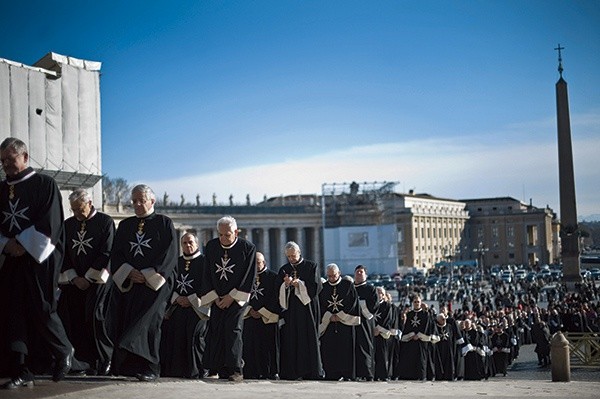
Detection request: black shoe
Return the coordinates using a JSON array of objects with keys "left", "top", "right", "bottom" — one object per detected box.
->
[
  {"left": 135, "top": 373, "right": 157, "bottom": 382},
  {"left": 268, "top": 374, "right": 279, "bottom": 380},
  {"left": 97, "top": 361, "right": 111, "bottom": 376},
  {"left": 1, "top": 375, "right": 34, "bottom": 390},
  {"left": 52, "top": 347, "right": 74, "bottom": 382}
]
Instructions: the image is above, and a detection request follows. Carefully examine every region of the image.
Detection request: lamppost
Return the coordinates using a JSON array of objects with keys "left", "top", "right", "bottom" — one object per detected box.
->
[
  {"left": 444, "top": 242, "right": 460, "bottom": 288},
  {"left": 473, "top": 242, "right": 489, "bottom": 279},
  {"left": 444, "top": 243, "right": 453, "bottom": 288}
]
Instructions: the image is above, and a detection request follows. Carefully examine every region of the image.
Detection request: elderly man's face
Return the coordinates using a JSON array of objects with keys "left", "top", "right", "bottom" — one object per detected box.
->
[
  {"left": 285, "top": 248, "right": 301, "bottom": 265},
  {"left": 0, "top": 148, "right": 28, "bottom": 177},
  {"left": 256, "top": 253, "right": 266, "bottom": 272},
  {"left": 70, "top": 199, "right": 92, "bottom": 221},
  {"left": 131, "top": 191, "right": 155, "bottom": 217},
  {"left": 327, "top": 268, "right": 340, "bottom": 284},
  {"left": 218, "top": 224, "right": 238, "bottom": 246},
  {"left": 181, "top": 234, "right": 199, "bottom": 256}
]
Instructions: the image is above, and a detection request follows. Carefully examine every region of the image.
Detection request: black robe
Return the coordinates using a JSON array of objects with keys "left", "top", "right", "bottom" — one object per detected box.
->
[
  {"left": 490, "top": 331, "right": 511, "bottom": 376},
  {"left": 242, "top": 267, "right": 280, "bottom": 379},
  {"left": 354, "top": 282, "right": 378, "bottom": 380},
  {"left": 0, "top": 167, "right": 72, "bottom": 377},
  {"left": 110, "top": 212, "right": 178, "bottom": 376},
  {"left": 277, "top": 258, "right": 323, "bottom": 380},
  {"left": 463, "top": 328, "right": 486, "bottom": 380},
  {"left": 160, "top": 251, "right": 208, "bottom": 378},
  {"left": 398, "top": 308, "right": 432, "bottom": 380},
  {"left": 200, "top": 237, "right": 256, "bottom": 377},
  {"left": 432, "top": 321, "right": 456, "bottom": 380},
  {"left": 58, "top": 208, "right": 115, "bottom": 370},
  {"left": 318, "top": 277, "right": 360, "bottom": 381},
  {"left": 373, "top": 300, "right": 395, "bottom": 381}
]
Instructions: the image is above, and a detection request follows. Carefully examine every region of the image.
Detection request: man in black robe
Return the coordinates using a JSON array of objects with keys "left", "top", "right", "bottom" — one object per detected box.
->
[
  {"left": 318, "top": 263, "right": 360, "bottom": 381},
  {"left": 160, "top": 232, "right": 209, "bottom": 378},
  {"left": 490, "top": 321, "right": 511, "bottom": 376},
  {"left": 373, "top": 286, "right": 396, "bottom": 381},
  {"left": 398, "top": 294, "right": 433, "bottom": 380},
  {"left": 353, "top": 264, "right": 378, "bottom": 381},
  {"left": 242, "top": 251, "right": 280, "bottom": 379},
  {"left": 0, "top": 138, "right": 74, "bottom": 389},
  {"left": 58, "top": 188, "right": 115, "bottom": 376},
  {"left": 432, "top": 313, "right": 456, "bottom": 381},
  {"left": 110, "top": 184, "right": 178, "bottom": 382},
  {"left": 278, "top": 241, "right": 323, "bottom": 380},
  {"left": 462, "top": 319, "right": 486, "bottom": 380},
  {"left": 201, "top": 216, "right": 256, "bottom": 382}
]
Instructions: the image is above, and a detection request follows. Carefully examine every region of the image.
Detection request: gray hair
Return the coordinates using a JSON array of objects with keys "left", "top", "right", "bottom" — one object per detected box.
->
[
  {"left": 217, "top": 215, "right": 237, "bottom": 231},
  {"left": 68, "top": 188, "right": 92, "bottom": 204},
  {"left": 326, "top": 263, "right": 340, "bottom": 274},
  {"left": 181, "top": 232, "right": 199, "bottom": 245},
  {"left": 0, "top": 137, "right": 28, "bottom": 155},
  {"left": 284, "top": 241, "right": 301, "bottom": 254},
  {"left": 131, "top": 184, "right": 156, "bottom": 201}
]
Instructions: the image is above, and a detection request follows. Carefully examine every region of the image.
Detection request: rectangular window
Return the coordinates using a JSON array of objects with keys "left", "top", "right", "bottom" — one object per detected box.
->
[{"left": 348, "top": 232, "right": 369, "bottom": 247}]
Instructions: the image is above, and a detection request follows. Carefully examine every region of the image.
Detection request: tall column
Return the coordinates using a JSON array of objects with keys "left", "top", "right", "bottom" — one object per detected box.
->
[
  {"left": 262, "top": 227, "right": 271, "bottom": 270},
  {"left": 279, "top": 228, "right": 287, "bottom": 266},
  {"left": 555, "top": 46, "right": 581, "bottom": 289},
  {"left": 296, "top": 227, "right": 304, "bottom": 253},
  {"left": 313, "top": 227, "right": 322, "bottom": 270}
]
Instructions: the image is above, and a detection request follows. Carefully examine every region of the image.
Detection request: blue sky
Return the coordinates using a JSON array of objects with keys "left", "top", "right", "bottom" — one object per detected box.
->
[{"left": 2, "top": 1, "right": 599, "bottom": 217}]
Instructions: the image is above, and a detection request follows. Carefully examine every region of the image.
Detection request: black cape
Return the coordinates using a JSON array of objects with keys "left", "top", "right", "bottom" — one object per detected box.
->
[
  {"left": 109, "top": 212, "right": 178, "bottom": 376},
  {"left": 277, "top": 258, "right": 323, "bottom": 380},
  {"left": 160, "top": 251, "right": 208, "bottom": 378}
]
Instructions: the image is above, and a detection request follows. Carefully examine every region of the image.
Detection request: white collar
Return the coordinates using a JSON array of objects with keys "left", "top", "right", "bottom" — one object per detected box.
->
[
  {"left": 6, "top": 169, "right": 36, "bottom": 185},
  {"left": 220, "top": 238, "right": 238, "bottom": 250},
  {"left": 183, "top": 250, "right": 203, "bottom": 261}
]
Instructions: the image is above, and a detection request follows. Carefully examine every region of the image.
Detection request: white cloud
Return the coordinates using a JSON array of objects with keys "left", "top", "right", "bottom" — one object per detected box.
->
[{"left": 145, "top": 133, "right": 600, "bottom": 217}]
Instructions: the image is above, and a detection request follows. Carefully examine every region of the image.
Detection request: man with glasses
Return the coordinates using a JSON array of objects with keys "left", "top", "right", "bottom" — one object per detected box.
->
[{"left": 109, "top": 184, "right": 178, "bottom": 382}]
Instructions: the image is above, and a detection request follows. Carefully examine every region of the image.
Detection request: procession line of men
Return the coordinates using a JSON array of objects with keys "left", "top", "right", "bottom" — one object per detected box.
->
[{"left": 1, "top": 137, "right": 530, "bottom": 390}]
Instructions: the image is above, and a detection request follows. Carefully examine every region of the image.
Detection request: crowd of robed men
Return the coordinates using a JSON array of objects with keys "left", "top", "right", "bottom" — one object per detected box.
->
[{"left": 0, "top": 137, "right": 555, "bottom": 390}]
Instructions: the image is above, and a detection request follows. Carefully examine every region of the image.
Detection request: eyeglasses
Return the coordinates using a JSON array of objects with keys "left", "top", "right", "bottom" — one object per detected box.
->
[{"left": 131, "top": 198, "right": 149, "bottom": 205}]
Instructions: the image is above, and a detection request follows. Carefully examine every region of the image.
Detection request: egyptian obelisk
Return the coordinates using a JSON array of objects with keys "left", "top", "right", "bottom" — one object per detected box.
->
[{"left": 555, "top": 44, "right": 581, "bottom": 290}]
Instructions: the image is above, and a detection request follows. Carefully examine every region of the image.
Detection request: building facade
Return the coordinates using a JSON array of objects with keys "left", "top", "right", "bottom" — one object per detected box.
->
[{"left": 462, "top": 197, "right": 557, "bottom": 269}]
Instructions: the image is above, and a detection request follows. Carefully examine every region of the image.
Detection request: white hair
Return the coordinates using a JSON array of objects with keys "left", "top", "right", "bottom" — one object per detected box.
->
[
  {"left": 326, "top": 263, "right": 340, "bottom": 274},
  {"left": 284, "top": 241, "right": 301, "bottom": 253},
  {"left": 68, "top": 188, "right": 92, "bottom": 204},
  {"left": 217, "top": 215, "right": 237, "bottom": 231},
  {"left": 131, "top": 184, "right": 156, "bottom": 201}
]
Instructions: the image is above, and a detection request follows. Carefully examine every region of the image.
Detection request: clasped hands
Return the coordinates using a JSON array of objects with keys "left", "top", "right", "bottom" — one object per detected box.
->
[
  {"left": 283, "top": 274, "right": 300, "bottom": 288},
  {"left": 215, "top": 294, "right": 234, "bottom": 309}
]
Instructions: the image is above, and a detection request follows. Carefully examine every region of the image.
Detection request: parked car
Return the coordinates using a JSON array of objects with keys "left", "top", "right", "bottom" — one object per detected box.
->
[
  {"left": 500, "top": 270, "right": 512, "bottom": 284},
  {"left": 590, "top": 268, "right": 600, "bottom": 281},
  {"left": 514, "top": 270, "right": 527, "bottom": 281},
  {"left": 425, "top": 276, "right": 439, "bottom": 287},
  {"left": 580, "top": 270, "right": 591, "bottom": 280}
]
